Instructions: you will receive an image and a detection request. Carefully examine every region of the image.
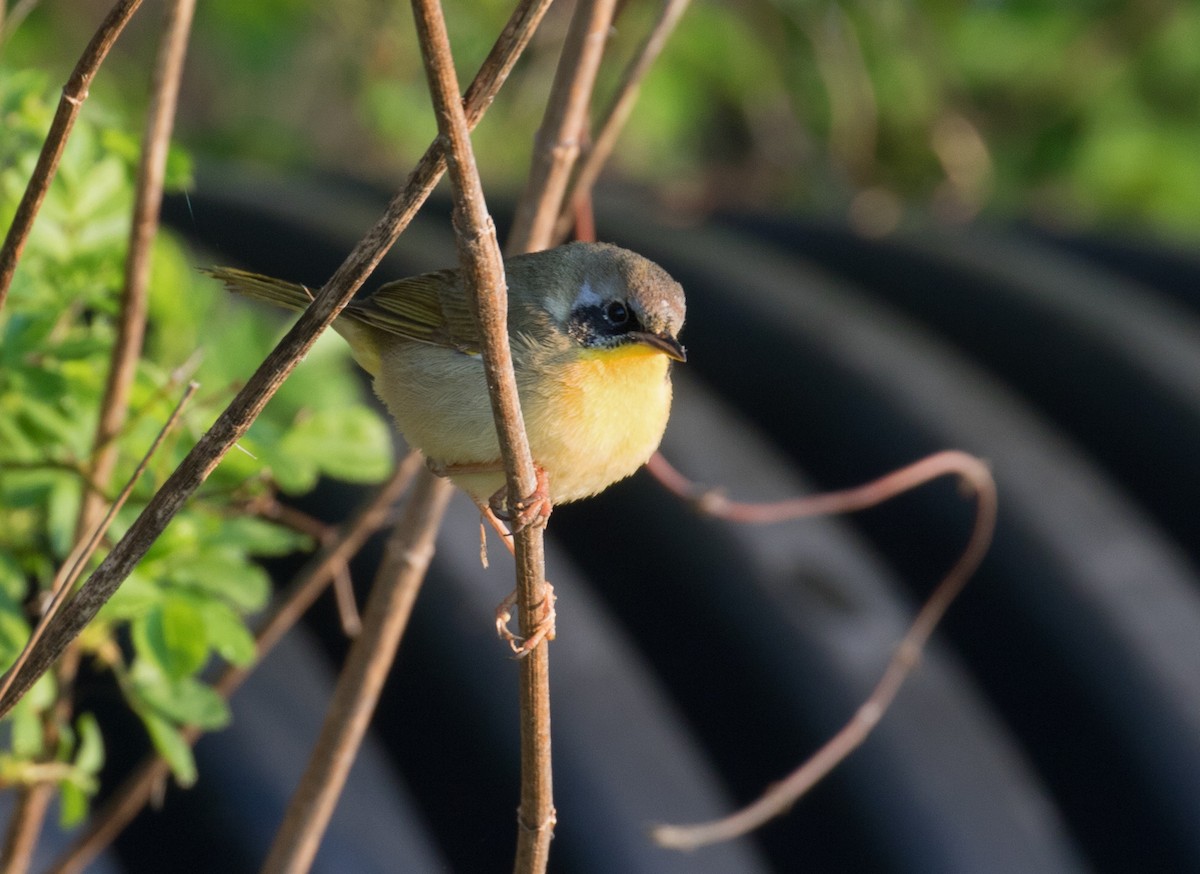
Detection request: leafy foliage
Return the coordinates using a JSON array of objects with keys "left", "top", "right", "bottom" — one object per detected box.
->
[
  {"left": 12, "top": 2, "right": 1199, "bottom": 234},
  {"left": 0, "top": 72, "right": 392, "bottom": 817}
]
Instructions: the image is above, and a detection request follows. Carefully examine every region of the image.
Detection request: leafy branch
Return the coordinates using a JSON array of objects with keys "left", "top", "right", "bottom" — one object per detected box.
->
[{"left": 0, "top": 0, "right": 145, "bottom": 309}]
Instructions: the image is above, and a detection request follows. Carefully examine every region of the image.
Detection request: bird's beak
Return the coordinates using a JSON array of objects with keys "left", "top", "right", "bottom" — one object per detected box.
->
[{"left": 632, "top": 331, "right": 687, "bottom": 362}]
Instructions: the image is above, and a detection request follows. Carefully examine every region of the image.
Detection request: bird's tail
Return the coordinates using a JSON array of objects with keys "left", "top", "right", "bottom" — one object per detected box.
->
[
  {"left": 202, "top": 267, "right": 316, "bottom": 312},
  {"left": 203, "top": 266, "right": 386, "bottom": 376}
]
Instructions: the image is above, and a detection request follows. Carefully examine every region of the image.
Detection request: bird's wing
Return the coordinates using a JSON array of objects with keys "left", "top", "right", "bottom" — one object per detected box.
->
[{"left": 347, "top": 269, "right": 481, "bottom": 354}]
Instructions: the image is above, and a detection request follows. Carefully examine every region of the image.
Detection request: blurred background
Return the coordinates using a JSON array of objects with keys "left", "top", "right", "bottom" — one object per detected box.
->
[
  {"left": 4, "top": 1, "right": 1200, "bottom": 872},
  {"left": 10, "top": 0, "right": 1200, "bottom": 235}
]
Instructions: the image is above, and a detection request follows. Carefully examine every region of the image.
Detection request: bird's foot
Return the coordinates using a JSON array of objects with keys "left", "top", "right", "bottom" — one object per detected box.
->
[
  {"left": 488, "top": 465, "right": 552, "bottom": 533},
  {"left": 495, "top": 581, "right": 557, "bottom": 657}
]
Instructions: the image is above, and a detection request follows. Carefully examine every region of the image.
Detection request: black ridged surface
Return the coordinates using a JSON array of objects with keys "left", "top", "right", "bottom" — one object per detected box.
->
[{"left": 78, "top": 171, "right": 1198, "bottom": 873}]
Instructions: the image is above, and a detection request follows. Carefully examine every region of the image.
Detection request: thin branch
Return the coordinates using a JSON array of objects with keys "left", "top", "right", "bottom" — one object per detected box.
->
[
  {"left": 260, "top": 470, "right": 453, "bottom": 874},
  {"left": 245, "top": 495, "right": 333, "bottom": 542},
  {"left": 0, "top": 0, "right": 553, "bottom": 721},
  {"left": 82, "top": 0, "right": 198, "bottom": 536},
  {"left": 92, "top": 350, "right": 205, "bottom": 458},
  {"left": 330, "top": 565, "right": 363, "bottom": 638},
  {"left": 247, "top": 452, "right": 423, "bottom": 660},
  {"left": 501, "top": 1, "right": 659, "bottom": 866},
  {"left": 650, "top": 451, "right": 998, "bottom": 849},
  {"left": 240, "top": 495, "right": 364, "bottom": 635},
  {"left": 0, "top": 382, "right": 198, "bottom": 710},
  {"left": 47, "top": 454, "right": 422, "bottom": 874},
  {"left": 0, "top": 0, "right": 146, "bottom": 309},
  {"left": 411, "top": 2, "right": 561, "bottom": 871},
  {"left": 553, "top": 0, "right": 693, "bottom": 243},
  {"left": 647, "top": 449, "right": 984, "bottom": 523},
  {"left": 507, "top": 0, "right": 619, "bottom": 253},
  {"left": 417, "top": 0, "right": 580, "bottom": 869},
  {"left": 412, "top": 0, "right": 540, "bottom": 500},
  {"left": 0, "top": 783, "right": 53, "bottom": 874}
]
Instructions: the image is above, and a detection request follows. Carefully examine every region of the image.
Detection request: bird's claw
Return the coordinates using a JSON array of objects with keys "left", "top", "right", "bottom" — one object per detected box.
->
[
  {"left": 495, "top": 581, "right": 556, "bottom": 657},
  {"left": 489, "top": 465, "right": 552, "bottom": 533}
]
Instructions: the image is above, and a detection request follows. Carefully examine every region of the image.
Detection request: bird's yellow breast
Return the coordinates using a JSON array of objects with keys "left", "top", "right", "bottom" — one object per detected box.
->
[
  {"left": 374, "top": 337, "right": 674, "bottom": 504},
  {"left": 521, "top": 343, "right": 673, "bottom": 503}
]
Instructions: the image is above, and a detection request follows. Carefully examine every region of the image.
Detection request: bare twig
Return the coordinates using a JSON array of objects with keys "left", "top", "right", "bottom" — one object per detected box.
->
[
  {"left": 247, "top": 452, "right": 424, "bottom": 660},
  {"left": 261, "top": 470, "right": 453, "bottom": 874},
  {"left": 330, "top": 565, "right": 363, "bottom": 638},
  {"left": 0, "top": 382, "right": 198, "bottom": 710},
  {"left": 0, "top": 0, "right": 552, "bottom": 721},
  {"left": 246, "top": 495, "right": 333, "bottom": 542},
  {"left": 47, "top": 454, "right": 422, "bottom": 874},
  {"left": 0, "top": 784, "right": 54, "bottom": 874},
  {"left": 0, "top": 0, "right": 145, "bottom": 308},
  {"left": 553, "top": 0, "right": 692, "bottom": 243},
  {"left": 413, "top": 0, "right": 539, "bottom": 497},
  {"left": 507, "top": 0, "right": 619, "bottom": 253},
  {"left": 648, "top": 449, "right": 985, "bottom": 523},
  {"left": 649, "top": 451, "right": 997, "bottom": 849},
  {"left": 82, "top": 0, "right": 197, "bottom": 534},
  {"left": 242, "top": 495, "right": 364, "bottom": 635},
  {"left": 412, "top": 0, "right": 559, "bottom": 869}
]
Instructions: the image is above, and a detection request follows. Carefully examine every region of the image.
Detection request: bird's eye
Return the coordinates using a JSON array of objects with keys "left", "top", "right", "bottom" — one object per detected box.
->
[{"left": 605, "top": 301, "right": 630, "bottom": 326}]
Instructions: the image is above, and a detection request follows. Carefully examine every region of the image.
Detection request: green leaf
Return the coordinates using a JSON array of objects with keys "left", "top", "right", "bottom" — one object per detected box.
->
[
  {"left": 164, "top": 144, "right": 194, "bottom": 191},
  {"left": 7, "top": 675, "right": 57, "bottom": 757},
  {"left": 71, "top": 156, "right": 130, "bottom": 223},
  {"left": 0, "top": 591, "right": 32, "bottom": 667},
  {"left": 59, "top": 778, "right": 94, "bottom": 827},
  {"left": 280, "top": 406, "right": 393, "bottom": 487},
  {"left": 131, "top": 666, "right": 231, "bottom": 731},
  {"left": 132, "top": 598, "right": 210, "bottom": 680},
  {"left": 16, "top": 397, "right": 75, "bottom": 444},
  {"left": 98, "top": 568, "right": 165, "bottom": 623},
  {"left": 0, "top": 552, "right": 28, "bottom": 606},
  {"left": 10, "top": 702, "right": 44, "bottom": 758},
  {"left": 197, "top": 599, "right": 258, "bottom": 667},
  {"left": 73, "top": 712, "right": 105, "bottom": 775},
  {"left": 140, "top": 710, "right": 197, "bottom": 787},
  {"left": 23, "top": 670, "right": 58, "bottom": 712},
  {"left": 165, "top": 549, "right": 272, "bottom": 612},
  {"left": 46, "top": 475, "right": 82, "bottom": 560},
  {"left": 0, "top": 415, "right": 37, "bottom": 459},
  {"left": 218, "top": 514, "right": 311, "bottom": 557},
  {"left": 0, "top": 469, "right": 55, "bottom": 508}
]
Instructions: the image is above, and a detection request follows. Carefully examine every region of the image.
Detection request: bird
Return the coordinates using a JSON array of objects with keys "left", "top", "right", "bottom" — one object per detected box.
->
[{"left": 205, "top": 241, "right": 687, "bottom": 523}]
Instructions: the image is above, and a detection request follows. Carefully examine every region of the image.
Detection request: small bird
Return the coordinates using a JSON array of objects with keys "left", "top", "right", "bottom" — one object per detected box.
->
[{"left": 206, "top": 241, "right": 686, "bottom": 518}]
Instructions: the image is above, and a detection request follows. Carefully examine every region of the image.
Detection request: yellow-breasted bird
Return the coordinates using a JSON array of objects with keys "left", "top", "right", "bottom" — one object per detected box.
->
[{"left": 205, "top": 241, "right": 686, "bottom": 515}]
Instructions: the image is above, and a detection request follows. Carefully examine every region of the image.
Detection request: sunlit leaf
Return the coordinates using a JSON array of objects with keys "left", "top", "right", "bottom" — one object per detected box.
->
[
  {"left": 139, "top": 710, "right": 197, "bottom": 787},
  {"left": 280, "top": 406, "right": 393, "bottom": 486},
  {"left": 197, "top": 599, "right": 258, "bottom": 667},
  {"left": 74, "top": 712, "right": 105, "bottom": 774},
  {"left": 132, "top": 667, "right": 231, "bottom": 732},
  {"left": 59, "top": 780, "right": 89, "bottom": 827},
  {"left": 219, "top": 514, "right": 312, "bottom": 557},
  {"left": 166, "top": 549, "right": 272, "bottom": 612},
  {"left": 132, "top": 596, "right": 211, "bottom": 680}
]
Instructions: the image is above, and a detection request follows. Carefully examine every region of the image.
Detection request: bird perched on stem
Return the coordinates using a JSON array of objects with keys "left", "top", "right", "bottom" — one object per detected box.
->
[{"left": 205, "top": 241, "right": 687, "bottom": 524}]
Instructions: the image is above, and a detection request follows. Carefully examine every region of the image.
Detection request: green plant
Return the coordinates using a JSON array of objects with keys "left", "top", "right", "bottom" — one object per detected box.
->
[{"left": 0, "top": 69, "right": 391, "bottom": 823}]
